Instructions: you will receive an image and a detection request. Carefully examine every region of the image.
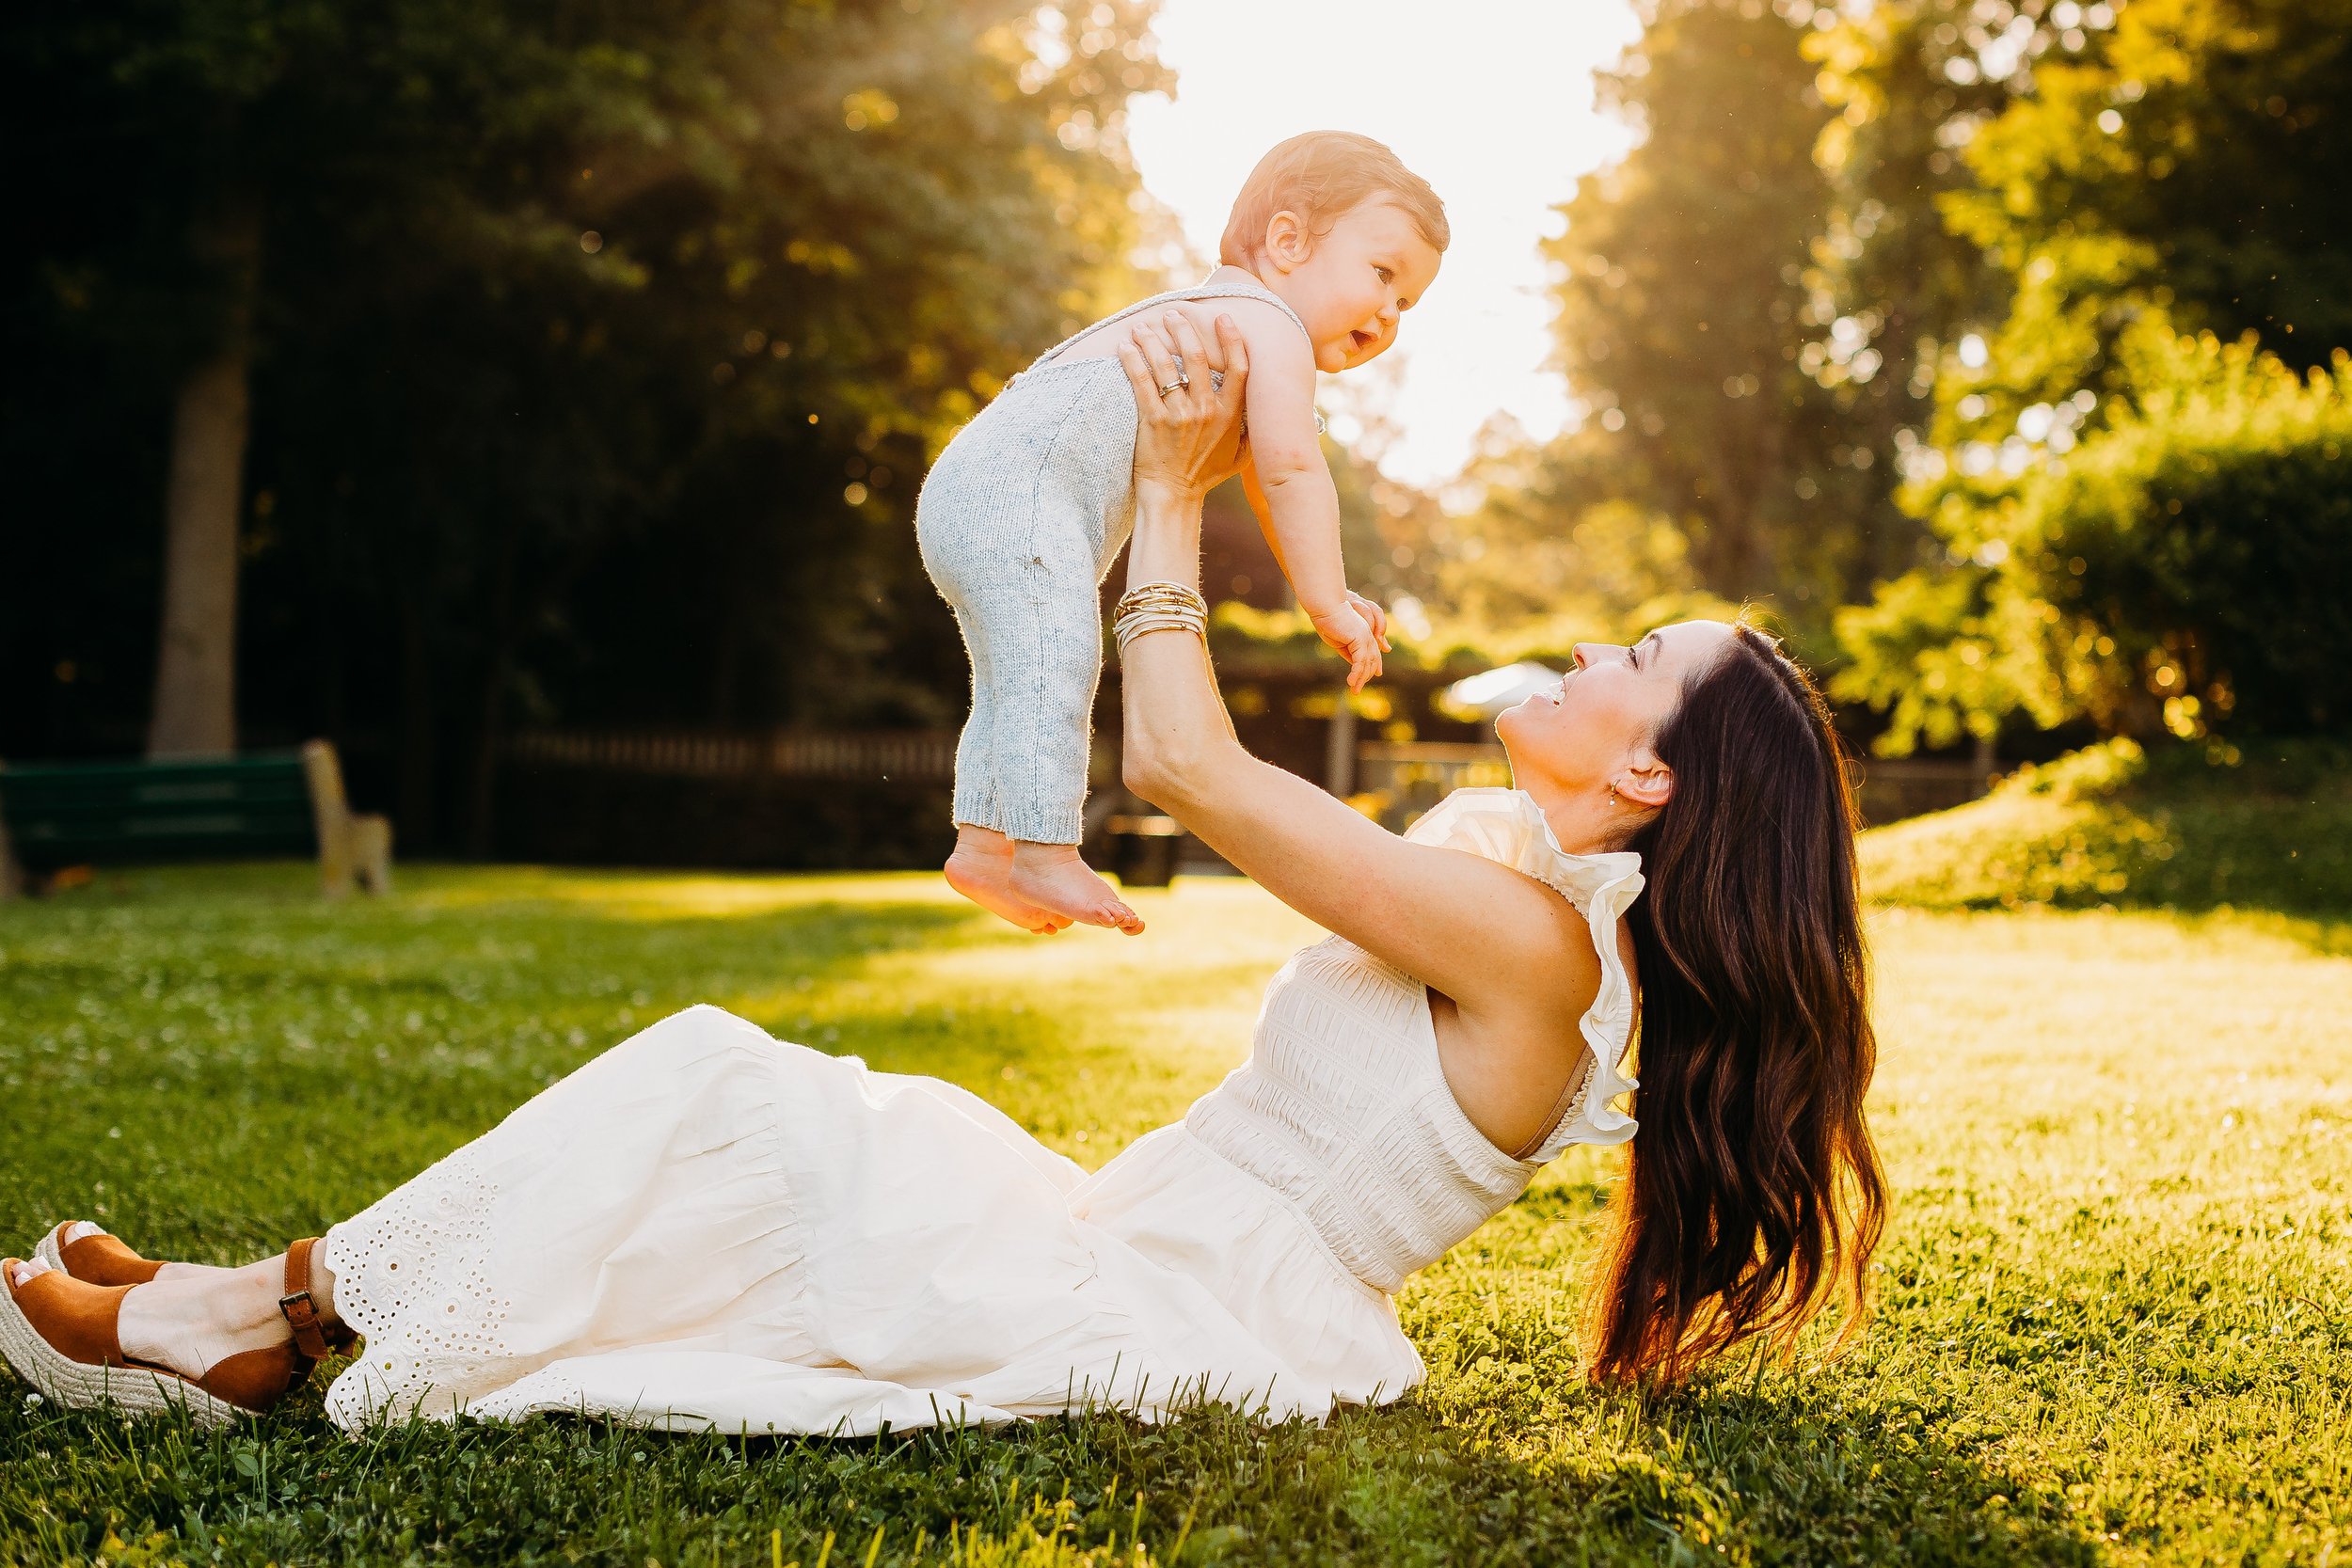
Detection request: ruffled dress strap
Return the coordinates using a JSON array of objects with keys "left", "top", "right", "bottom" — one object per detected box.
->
[{"left": 1404, "top": 788, "right": 1645, "bottom": 1159}]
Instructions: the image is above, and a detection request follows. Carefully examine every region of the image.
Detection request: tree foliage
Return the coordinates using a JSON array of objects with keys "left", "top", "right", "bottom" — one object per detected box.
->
[
  {"left": 1944, "top": 0, "right": 2352, "bottom": 375},
  {"left": 1831, "top": 0, "right": 2352, "bottom": 750},
  {"left": 1837, "top": 326, "right": 2352, "bottom": 747},
  {"left": 1539, "top": 0, "right": 1912, "bottom": 622}
]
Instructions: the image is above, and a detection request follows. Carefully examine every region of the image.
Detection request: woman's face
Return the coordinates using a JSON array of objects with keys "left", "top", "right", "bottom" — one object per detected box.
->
[{"left": 1496, "top": 621, "right": 1736, "bottom": 803}]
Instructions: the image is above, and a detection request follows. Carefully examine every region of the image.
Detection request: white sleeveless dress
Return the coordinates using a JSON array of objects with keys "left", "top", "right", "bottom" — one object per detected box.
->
[{"left": 318, "top": 789, "right": 1644, "bottom": 1434}]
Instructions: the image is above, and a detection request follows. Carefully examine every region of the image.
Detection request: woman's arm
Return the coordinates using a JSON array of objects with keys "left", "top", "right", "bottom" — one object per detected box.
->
[{"left": 1113, "top": 314, "right": 1593, "bottom": 1018}]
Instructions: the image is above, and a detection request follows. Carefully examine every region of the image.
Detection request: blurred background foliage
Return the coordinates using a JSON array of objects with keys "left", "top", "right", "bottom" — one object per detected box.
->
[
  {"left": 5, "top": 0, "right": 1170, "bottom": 849},
  {"left": 1824, "top": 0, "right": 2352, "bottom": 752},
  {"left": 5, "top": 0, "right": 2347, "bottom": 855},
  {"left": 1445, "top": 0, "right": 2350, "bottom": 764}
]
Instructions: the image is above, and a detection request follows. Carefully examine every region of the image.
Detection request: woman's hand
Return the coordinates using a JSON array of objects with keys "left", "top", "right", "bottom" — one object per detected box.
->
[{"left": 1119, "top": 310, "right": 1250, "bottom": 505}]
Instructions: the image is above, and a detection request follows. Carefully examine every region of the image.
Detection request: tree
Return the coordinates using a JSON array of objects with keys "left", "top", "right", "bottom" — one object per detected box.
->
[
  {"left": 1544, "top": 0, "right": 1873, "bottom": 619},
  {"left": 1803, "top": 0, "right": 2029, "bottom": 587},
  {"left": 3, "top": 1, "right": 326, "bottom": 756},
  {"left": 1944, "top": 0, "right": 2352, "bottom": 379},
  {"left": 1831, "top": 0, "right": 2352, "bottom": 749}
]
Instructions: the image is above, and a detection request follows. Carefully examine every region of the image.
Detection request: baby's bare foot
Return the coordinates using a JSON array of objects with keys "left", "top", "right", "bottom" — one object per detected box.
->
[
  {"left": 1009, "top": 844, "right": 1144, "bottom": 935},
  {"left": 945, "top": 830, "right": 1072, "bottom": 934}
]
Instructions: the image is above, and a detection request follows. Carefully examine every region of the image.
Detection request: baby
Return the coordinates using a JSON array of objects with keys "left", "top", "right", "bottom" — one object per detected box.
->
[{"left": 915, "top": 131, "right": 1448, "bottom": 934}]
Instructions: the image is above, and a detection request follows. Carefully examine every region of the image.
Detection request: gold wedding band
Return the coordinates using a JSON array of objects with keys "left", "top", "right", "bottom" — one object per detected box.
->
[{"left": 1156, "top": 374, "right": 1189, "bottom": 398}]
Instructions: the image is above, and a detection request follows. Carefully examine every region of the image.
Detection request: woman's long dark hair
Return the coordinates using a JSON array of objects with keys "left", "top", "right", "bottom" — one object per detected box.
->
[{"left": 1587, "top": 624, "right": 1887, "bottom": 1385}]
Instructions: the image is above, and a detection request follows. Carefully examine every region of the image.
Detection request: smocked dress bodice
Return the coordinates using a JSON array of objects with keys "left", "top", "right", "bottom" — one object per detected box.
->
[{"left": 1180, "top": 790, "right": 1645, "bottom": 1290}]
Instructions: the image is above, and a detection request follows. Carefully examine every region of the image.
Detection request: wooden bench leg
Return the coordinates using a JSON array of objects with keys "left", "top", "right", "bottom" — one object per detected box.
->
[
  {"left": 302, "top": 741, "right": 357, "bottom": 897},
  {"left": 302, "top": 739, "right": 392, "bottom": 897},
  {"left": 351, "top": 814, "right": 394, "bottom": 896}
]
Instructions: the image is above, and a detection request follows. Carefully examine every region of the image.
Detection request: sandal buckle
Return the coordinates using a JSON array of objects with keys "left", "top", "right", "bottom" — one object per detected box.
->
[{"left": 278, "top": 1288, "right": 331, "bottom": 1360}]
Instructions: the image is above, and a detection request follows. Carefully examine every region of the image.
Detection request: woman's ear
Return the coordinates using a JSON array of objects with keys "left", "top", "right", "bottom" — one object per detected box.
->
[
  {"left": 1263, "top": 210, "right": 1309, "bottom": 273},
  {"left": 1616, "top": 744, "right": 1675, "bottom": 811}
]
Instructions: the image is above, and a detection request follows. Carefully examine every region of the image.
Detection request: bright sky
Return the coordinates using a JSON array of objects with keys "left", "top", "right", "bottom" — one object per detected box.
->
[{"left": 1124, "top": 0, "right": 1645, "bottom": 487}]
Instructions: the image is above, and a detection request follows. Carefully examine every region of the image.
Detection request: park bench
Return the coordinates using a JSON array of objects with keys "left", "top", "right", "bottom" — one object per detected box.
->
[{"left": 0, "top": 739, "right": 391, "bottom": 899}]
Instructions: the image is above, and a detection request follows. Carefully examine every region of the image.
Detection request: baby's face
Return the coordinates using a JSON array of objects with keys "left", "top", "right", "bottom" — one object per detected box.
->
[{"left": 1279, "top": 199, "right": 1443, "bottom": 373}]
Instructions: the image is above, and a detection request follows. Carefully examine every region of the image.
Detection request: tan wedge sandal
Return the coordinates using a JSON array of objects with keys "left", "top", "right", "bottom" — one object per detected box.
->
[
  {"left": 35, "top": 1221, "right": 164, "bottom": 1286},
  {"left": 0, "top": 1239, "right": 339, "bottom": 1428},
  {"left": 33, "top": 1223, "right": 357, "bottom": 1361}
]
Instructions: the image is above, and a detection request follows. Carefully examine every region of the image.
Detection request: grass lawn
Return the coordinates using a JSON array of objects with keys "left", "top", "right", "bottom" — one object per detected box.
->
[{"left": 1, "top": 863, "right": 2347, "bottom": 1565}]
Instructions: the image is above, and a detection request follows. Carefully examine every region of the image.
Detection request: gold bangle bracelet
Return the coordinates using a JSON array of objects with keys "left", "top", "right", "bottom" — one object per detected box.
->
[
  {"left": 1114, "top": 580, "right": 1208, "bottom": 620},
  {"left": 1113, "top": 608, "right": 1207, "bottom": 653},
  {"left": 1113, "top": 609, "right": 1206, "bottom": 637}
]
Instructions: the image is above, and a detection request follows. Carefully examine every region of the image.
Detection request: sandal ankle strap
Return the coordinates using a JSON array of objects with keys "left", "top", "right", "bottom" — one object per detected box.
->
[{"left": 278, "top": 1238, "right": 335, "bottom": 1363}]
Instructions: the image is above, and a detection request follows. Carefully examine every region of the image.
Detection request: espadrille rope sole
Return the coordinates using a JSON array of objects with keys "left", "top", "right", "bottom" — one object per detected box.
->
[{"left": 0, "top": 1273, "right": 246, "bottom": 1429}]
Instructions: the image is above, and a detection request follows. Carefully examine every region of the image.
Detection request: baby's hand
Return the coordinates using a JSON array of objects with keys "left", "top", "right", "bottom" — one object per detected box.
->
[{"left": 1309, "top": 598, "right": 1386, "bottom": 692}]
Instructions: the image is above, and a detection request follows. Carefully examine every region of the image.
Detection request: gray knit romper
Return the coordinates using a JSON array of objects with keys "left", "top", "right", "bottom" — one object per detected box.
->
[{"left": 916, "top": 277, "right": 1311, "bottom": 845}]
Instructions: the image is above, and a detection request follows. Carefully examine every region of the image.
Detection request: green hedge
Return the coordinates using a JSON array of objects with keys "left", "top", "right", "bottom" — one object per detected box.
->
[
  {"left": 1838, "top": 329, "right": 2352, "bottom": 750},
  {"left": 1863, "top": 736, "right": 2352, "bottom": 913}
]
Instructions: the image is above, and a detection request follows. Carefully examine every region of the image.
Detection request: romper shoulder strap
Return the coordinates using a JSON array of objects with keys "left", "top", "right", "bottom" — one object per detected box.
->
[
  {"left": 1026, "top": 273, "right": 1312, "bottom": 371},
  {"left": 1169, "top": 275, "right": 1313, "bottom": 345}
]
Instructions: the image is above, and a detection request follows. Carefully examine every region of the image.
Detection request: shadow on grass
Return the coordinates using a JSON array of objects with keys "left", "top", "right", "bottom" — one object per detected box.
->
[{"left": 0, "top": 1368, "right": 2103, "bottom": 1566}]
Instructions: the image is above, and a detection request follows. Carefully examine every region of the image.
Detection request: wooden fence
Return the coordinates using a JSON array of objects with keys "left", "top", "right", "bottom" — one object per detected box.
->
[
  {"left": 505, "top": 728, "right": 959, "bottom": 782},
  {"left": 494, "top": 725, "right": 1995, "bottom": 868},
  {"left": 495, "top": 728, "right": 960, "bottom": 868}
]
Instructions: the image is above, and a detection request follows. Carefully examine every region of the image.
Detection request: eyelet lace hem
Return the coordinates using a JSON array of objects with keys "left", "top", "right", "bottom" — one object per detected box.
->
[{"left": 322, "top": 1142, "right": 516, "bottom": 1426}]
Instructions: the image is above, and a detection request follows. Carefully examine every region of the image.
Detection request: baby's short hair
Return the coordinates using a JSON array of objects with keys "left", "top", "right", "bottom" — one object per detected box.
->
[{"left": 1219, "top": 132, "right": 1449, "bottom": 268}]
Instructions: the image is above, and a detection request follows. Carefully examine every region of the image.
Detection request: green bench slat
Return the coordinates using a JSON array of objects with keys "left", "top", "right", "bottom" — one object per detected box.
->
[
  {"left": 2, "top": 785, "right": 311, "bottom": 821},
  {"left": 16, "top": 812, "right": 313, "bottom": 843},
  {"left": 3, "top": 760, "right": 309, "bottom": 790},
  {"left": 3, "top": 753, "right": 307, "bottom": 776}
]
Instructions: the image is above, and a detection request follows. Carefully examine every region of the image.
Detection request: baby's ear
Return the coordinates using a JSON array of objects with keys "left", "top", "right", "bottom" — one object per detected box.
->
[{"left": 1263, "top": 209, "right": 1311, "bottom": 272}]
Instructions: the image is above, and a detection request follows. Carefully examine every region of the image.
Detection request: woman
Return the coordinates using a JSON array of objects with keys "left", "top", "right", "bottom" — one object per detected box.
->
[{"left": 0, "top": 314, "right": 1884, "bottom": 1434}]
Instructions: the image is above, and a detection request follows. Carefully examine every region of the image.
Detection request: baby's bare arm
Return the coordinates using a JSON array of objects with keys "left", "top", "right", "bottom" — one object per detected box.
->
[
  {"left": 1228, "top": 316, "right": 1346, "bottom": 617},
  {"left": 1240, "top": 461, "right": 1299, "bottom": 588}
]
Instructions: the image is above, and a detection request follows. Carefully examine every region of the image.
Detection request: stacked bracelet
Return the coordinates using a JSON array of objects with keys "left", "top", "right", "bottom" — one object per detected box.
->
[{"left": 1113, "top": 580, "right": 1209, "bottom": 653}]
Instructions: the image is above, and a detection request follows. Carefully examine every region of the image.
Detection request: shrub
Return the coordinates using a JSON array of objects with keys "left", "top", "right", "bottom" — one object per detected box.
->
[
  {"left": 1836, "top": 327, "right": 2352, "bottom": 751},
  {"left": 1863, "top": 736, "right": 2352, "bottom": 912}
]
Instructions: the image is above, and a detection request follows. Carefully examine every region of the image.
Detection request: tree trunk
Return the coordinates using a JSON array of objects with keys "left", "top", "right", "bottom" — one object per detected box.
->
[{"left": 147, "top": 192, "right": 262, "bottom": 760}]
